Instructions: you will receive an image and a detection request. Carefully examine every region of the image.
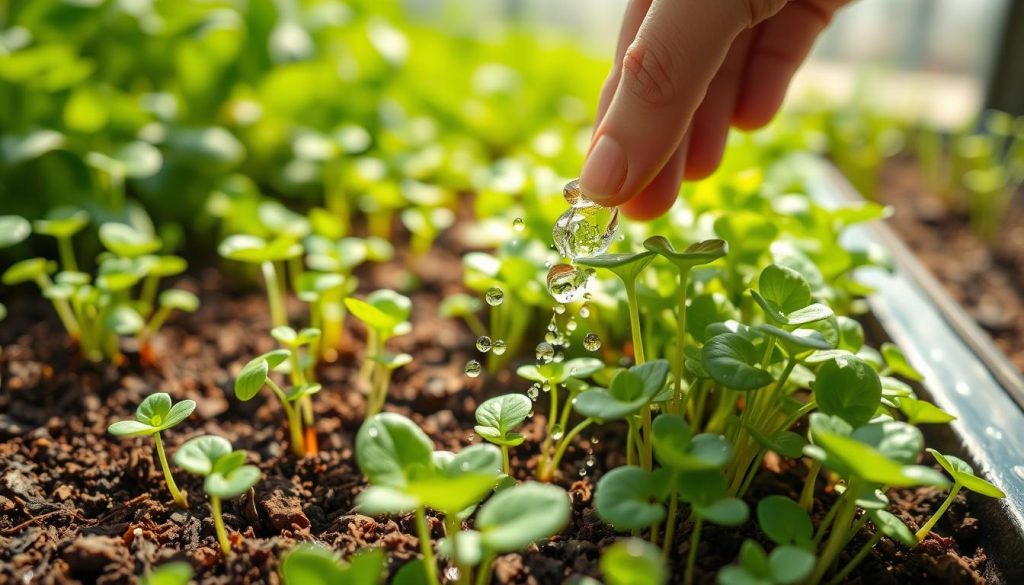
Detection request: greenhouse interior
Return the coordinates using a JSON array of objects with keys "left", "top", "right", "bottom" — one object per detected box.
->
[{"left": 1, "top": 0, "right": 1023, "bottom": 583}]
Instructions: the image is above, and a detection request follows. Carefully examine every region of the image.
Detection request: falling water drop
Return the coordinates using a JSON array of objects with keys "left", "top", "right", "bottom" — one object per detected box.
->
[
  {"left": 492, "top": 339, "right": 507, "bottom": 355},
  {"left": 579, "top": 304, "right": 591, "bottom": 319},
  {"left": 476, "top": 336, "right": 492, "bottom": 352},
  {"left": 551, "top": 424, "right": 565, "bottom": 441},
  {"left": 566, "top": 317, "right": 578, "bottom": 332},
  {"left": 536, "top": 342, "right": 555, "bottom": 362},
  {"left": 512, "top": 217, "right": 525, "bottom": 231},
  {"left": 583, "top": 332, "right": 602, "bottom": 352},
  {"left": 464, "top": 360, "right": 482, "bottom": 377},
  {"left": 552, "top": 180, "right": 619, "bottom": 260},
  {"left": 546, "top": 263, "right": 594, "bottom": 303},
  {"left": 553, "top": 304, "right": 566, "bottom": 315},
  {"left": 527, "top": 385, "right": 540, "bottom": 400},
  {"left": 485, "top": 287, "right": 504, "bottom": 306}
]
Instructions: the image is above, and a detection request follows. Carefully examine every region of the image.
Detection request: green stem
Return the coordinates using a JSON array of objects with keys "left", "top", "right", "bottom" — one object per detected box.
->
[
  {"left": 684, "top": 517, "right": 703, "bottom": 585},
  {"left": 36, "top": 274, "right": 80, "bottom": 336},
  {"left": 153, "top": 433, "right": 187, "bottom": 509},
  {"left": 624, "top": 283, "right": 645, "bottom": 364},
  {"left": 662, "top": 479, "right": 679, "bottom": 558},
  {"left": 267, "top": 379, "right": 305, "bottom": 456},
  {"left": 800, "top": 461, "right": 822, "bottom": 511},
  {"left": 915, "top": 483, "right": 961, "bottom": 542},
  {"left": 261, "top": 261, "right": 287, "bottom": 328},
  {"left": 140, "top": 275, "right": 159, "bottom": 317},
  {"left": 211, "top": 495, "right": 231, "bottom": 555},
  {"left": 812, "top": 499, "right": 840, "bottom": 548},
  {"left": 826, "top": 531, "right": 883, "bottom": 585},
  {"left": 415, "top": 507, "right": 441, "bottom": 585},
  {"left": 466, "top": 313, "right": 488, "bottom": 339},
  {"left": 809, "top": 480, "right": 861, "bottom": 584},
  {"left": 672, "top": 269, "right": 690, "bottom": 413},
  {"left": 548, "top": 418, "right": 594, "bottom": 479},
  {"left": 57, "top": 236, "right": 78, "bottom": 273},
  {"left": 626, "top": 418, "right": 637, "bottom": 467},
  {"left": 444, "top": 516, "right": 469, "bottom": 585},
  {"left": 475, "top": 552, "right": 497, "bottom": 585},
  {"left": 501, "top": 446, "right": 510, "bottom": 476},
  {"left": 641, "top": 406, "right": 653, "bottom": 471}
]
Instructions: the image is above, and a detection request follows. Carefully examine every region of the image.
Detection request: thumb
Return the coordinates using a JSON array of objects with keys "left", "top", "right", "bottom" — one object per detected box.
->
[{"left": 580, "top": 0, "right": 778, "bottom": 206}]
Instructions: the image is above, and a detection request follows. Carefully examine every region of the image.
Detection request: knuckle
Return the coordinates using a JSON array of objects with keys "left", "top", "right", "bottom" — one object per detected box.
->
[{"left": 621, "top": 36, "right": 678, "bottom": 108}]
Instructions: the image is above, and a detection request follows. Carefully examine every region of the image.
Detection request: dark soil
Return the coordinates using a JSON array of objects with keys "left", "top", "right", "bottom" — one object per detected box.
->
[
  {"left": 876, "top": 157, "right": 1024, "bottom": 371},
  {"left": 0, "top": 244, "right": 999, "bottom": 583}
]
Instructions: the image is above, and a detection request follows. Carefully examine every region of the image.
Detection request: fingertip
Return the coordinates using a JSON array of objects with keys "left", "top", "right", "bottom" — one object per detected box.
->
[{"left": 620, "top": 182, "right": 678, "bottom": 220}]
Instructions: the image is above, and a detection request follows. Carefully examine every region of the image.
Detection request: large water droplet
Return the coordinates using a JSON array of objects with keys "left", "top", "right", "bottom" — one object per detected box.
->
[
  {"left": 579, "top": 304, "right": 591, "bottom": 319},
  {"left": 551, "top": 424, "right": 565, "bottom": 441},
  {"left": 583, "top": 332, "right": 602, "bottom": 351},
  {"left": 485, "top": 287, "right": 504, "bottom": 306},
  {"left": 476, "top": 336, "right": 492, "bottom": 352},
  {"left": 536, "top": 342, "right": 555, "bottom": 362},
  {"left": 464, "top": 360, "right": 482, "bottom": 377},
  {"left": 553, "top": 304, "right": 566, "bottom": 315},
  {"left": 552, "top": 180, "right": 619, "bottom": 260},
  {"left": 566, "top": 317, "right": 578, "bottom": 332},
  {"left": 546, "top": 263, "right": 594, "bottom": 303},
  {"left": 527, "top": 384, "right": 540, "bottom": 400},
  {"left": 513, "top": 217, "right": 524, "bottom": 231},
  {"left": 492, "top": 339, "right": 507, "bottom": 355}
]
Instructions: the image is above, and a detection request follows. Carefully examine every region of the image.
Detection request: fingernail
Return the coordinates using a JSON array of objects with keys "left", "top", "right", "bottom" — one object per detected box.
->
[{"left": 580, "top": 134, "right": 626, "bottom": 202}]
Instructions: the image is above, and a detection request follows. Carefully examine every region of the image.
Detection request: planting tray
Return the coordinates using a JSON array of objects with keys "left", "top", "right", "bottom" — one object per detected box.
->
[{"left": 799, "top": 154, "right": 1024, "bottom": 582}]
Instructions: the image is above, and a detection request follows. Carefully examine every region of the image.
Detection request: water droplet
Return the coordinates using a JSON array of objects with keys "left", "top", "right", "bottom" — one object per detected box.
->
[
  {"left": 445, "top": 567, "right": 461, "bottom": 581},
  {"left": 485, "top": 288, "right": 504, "bottom": 306},
  {"left": 536, "top": 342, "right": 555, "bottom": 362},
  {"left": 492, "top": 339, "right": 507, "bottom": 355},
  {"left": 551, "top": 424, "right": 565, "bottom": 440},
  {"left": 554, "top": 304, "right": 566, "bottom": 315},
  {"left": 552, "top": 180, "right": 619, "bottom": 260},
  {"left": 985, "top": 426, "right": 1004, "bottom": 441},
  {"left": 527, "top": 385, "right": 540, "bottom": 400},
  {"left": 546, "top": 263, "right": 594, "bottom": 303},
  {"left": 591, "top": 436, "right": 600, "bottom": 445},
  {"left": 579, "top": 304, "right": 591, "bottom": 319},
  {"left": 513, "top": 217, "right": 524, "bottom": 231},
  {"left": 566, "top": 317, "right": 578, "bottom": 332},
  {"left": 586, "top": 454, "right": 596, "bottom": 467},
  {"left": 464, "top": 360, "right": 482, "bottom": 377},
  {"left": 467, "top": 433, "right": 476, "bottom": 442},
  {"left": 579, "top": 468, "right": 588, "bottom": 477},
  {"left": 528, "top": 410, "right": 534, "bottom": 417},
  {"left": 542, "top": 382, "right": 552, "bottom": 393},
  {"left": 545, "top": 331, "right": 557, "bottom": 344},
  {"left": 476, "top": 336, "right": 492, "bottom": 352},
  {"left": 368, "top": 427, "right": 379, "bottom": 438},
  {"left": 583, "top": 332, "right": 602, "bottom": 351}
]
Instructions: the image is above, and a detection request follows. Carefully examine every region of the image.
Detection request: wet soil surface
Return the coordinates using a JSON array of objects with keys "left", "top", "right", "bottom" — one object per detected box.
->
[
  {"left": 0, "top": 244, "right": 999, "bottom": 583},
  {"left": 877, "top": 158, "right": 1024, "bottom": 371}
]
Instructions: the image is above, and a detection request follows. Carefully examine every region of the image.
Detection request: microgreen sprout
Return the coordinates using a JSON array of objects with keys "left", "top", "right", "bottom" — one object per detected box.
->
[
  {"left": 173, "top": 435, "right": 261, "bottom": 555},
  {"left": 280, "top": 544, "right": 385, "bottom": 585},
  {"left": 474, "top": 393, "right": 532, "bottom": 474},
  {"left": 272, "top": 325, "right": 323, "bottom": 454},
  {"left": 218, "top": 234, "right": 303, "bottom": 328},
  {"left": 914, "top": 449, "right": 1005, "bottom": 542},
  {"left": 235, "top": 348, "right": 321, "bottom": 457},
  {"left": 108, "top": 393, "right": 196, "bottom": 509},
  {"left": 140, "top": 561, "right": 194, "bottom": 585},
  {"left": 32, "top": 206, "right": 89, "bottom": 272},
  {"left": 346, "top": 290, "right": 413, "bottom": 416},
  {"left": 600, "top": 539, "right": 667, "bottom": 585}
]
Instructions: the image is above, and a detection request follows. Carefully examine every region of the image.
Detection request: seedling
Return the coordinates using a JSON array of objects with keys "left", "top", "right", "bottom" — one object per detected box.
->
[
  {"left": 643, "top": 237, "right": 727, "bottom": 412},
  {"left": 517, "top": 357, "right": 604, "bottom": 480},
  {"left": 108, "top": 392, "right": 196, "bottom": 508},
  {"left": 31, "top": 206, "right": 89, "bottom": 272},
  {"left": 218, "top": 234, "right": 303, "bottom": 328},
  {"left": 600, "top": 539, "right": 667, "bottom": 585},
  {"left": 272, "top": 325, "right": 324, "bottom": 454},
  {"left": 0, "top": 215, "right": 32, "bottom": 249},
  {"left": 280, "top": 544, "right": 385, "bottom": 585},
  {"left": 173, "top": 435, "right": 261, "bottom": 555},
  {"left": 474, "top": 393, "right": 532, "bottom": 474},
  {"left": 346, "top": 290, "right": 413, "bottom": 416},
  {"left": 140, "top": 561, "right": 194, "bottom": 585},
  {"left": 718, "top": 496, "right": 818, "bottom": 585},
  {"left": 235, "top": 349, "right": 321, "bottom": 457},
  {"left": 915, "top": 449, "right": 1005, "bottom": 542}
]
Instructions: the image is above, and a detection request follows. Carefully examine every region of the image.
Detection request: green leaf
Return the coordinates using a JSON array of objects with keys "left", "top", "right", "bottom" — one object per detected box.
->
[
  {"left": 107, "top": 420, "right": 156, "bottom": 437},
  {"left": 867, "top": 509, "right": 917, "bottom": 547},
  {"left": 768, "top": 546, "right": 816, "bottom": 585},
  {"left": 757, "top": 324, "right": 832, "bottom": 355},
  {"left": 517, "top": 357, "right": 603, "bottom": 385},
  {"left": 805, "top": 427, "right": 948, "bottom": 487},
  {"left": 136, "top": 392, "right": 173, "bottom": 425},
  {"left": 927, "top": 449, "right": 1005, "bottom": 498},
  {"left": 99, "top": 223, "right": 161, "bottom": 258},
  {"left": 346, "top": 290, "right": 412, "bottom": 336},
  {"left": 702, "top": 333, "right": 773, "bottom": 390},
  {"left": 356, "top": 413, "right": 434, "bottom": 488},
  {"left": 595, "top": 467, "right": 668, "bottom": 530},
  {"left": 576, "top": 251, "right": 656, "bottom": 284},
  {"left": 898, "top": 397, "right": 955, "bottom": 425},
  {"left": 356, "top": 486, "right": 421, "bottom": 515},
  {"left": 33, "top": 207, "right": 89, "bottom": 240},
  {"left": 3, "top": 258, "right": 55, "bottom": 285},
  {"left": 756, "top": 496, "right": 812, "bottom": 546},
  {"left": 652, "top": 414, "right": 732, "bottom": 470},
  {"left": 286, "top": 383, "right": 322, "bottom": 402},
  {"left": 392, "top": 559, "right": 430, "bottom": 585},
  {"left": 474, "top": 394, "right": 532, "bottom": 446},
  {"left": 146, "top": 255, "right": 188, "bottom": 278},
  {"left": 643, "top": 236, "right": 727, "bottom": 271},
  {"left": 280, "top": 545, "right": 348, "bottom": 585},
  {"left": 106, "top": 305, "right": 144, "bottom": 335},
  {"left": 142, "top": 561, "right": 194, "bottom": 585},
  {"left": 174, "top": 435, "right": 233, "bottom": 476},
  {"left": 205, "top": 463, "right": 261, "bottom": 498},
  {"left": 698, "top": 497, "right": 749, "bottom": 526},
  {"left": 686, "top": 293, "right": 739, "bottom": 344},
  {"left": 758, "top": 265, "right": 812, "bottom": 314},
  {"left": 477, "top": 482, "right": 570, "bottom": 552},
  {"left": 159, "top": 289, "right": 199, "bottom": 312},
  {"left": 575, "top": 360, "right": 669, "bottom": 420},
  {"left": 600, "top": 539, "right": 667, "bottom": 585},
  {"left": 0, "top": 215, "right": 31, "bottom": 248},
  {"left": 836, "top": 317, "right": 865, "bottom": 352},
  {"left": 881, "top": 343, "right": 923, "bottom": 381},
  {"left": 812, "top": 355, "right": 882, "bottom": 427},
  {"left": 235, "top": 357, "right": 271, "bottom": 401},
  {"left": 851, "top": 420, "right": 924, "bottom": 465}
]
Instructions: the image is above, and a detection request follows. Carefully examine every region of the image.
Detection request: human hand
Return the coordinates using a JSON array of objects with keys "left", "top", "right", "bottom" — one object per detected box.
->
[{"left": 581, "top": 0, "right": 850, "bottom": 218}]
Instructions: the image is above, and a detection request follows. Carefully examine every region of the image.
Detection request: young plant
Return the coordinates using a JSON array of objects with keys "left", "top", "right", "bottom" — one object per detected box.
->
[
  {"left": 295, "top": 271, "right": 350, "bottom": 361},
  {"left": 140, "top": 562, "right": 194, "bottom": 585},
  {"left": 355, "top": 413, "right": 504, "bottom": 585},
  {"left": 345, "top": 290, "right": 413, "bottom": 416},
  {"left": 643, "top": 237, "right": 727, "bottom": 413},
  {"left": 272, "top": 325, "right": 323, "bottom": 455},
  {"left": 474, "top": 394, "right": 532, "bottom": 474},
  {"left": 914, "top": 449, "right": 1005, "bottom": 542},
  {"left": 600, "top": 539, "right": 667, "bottom": 585},
  {"left": 717, "top": 496, "right": 817, "bottom": 585},
  {"left": 235, "top": 349, "right": 321, "bottom": 457},
  {"left": 517, "top": 357, "right": 604, "bottom": 481},
  {"left": 31, "top": 206, "right": 89, "bottom": 272},
  {"left": 280, "top": 545, "right": 385, "bottom": 585},
  {"left": 576, "top": 250, "right": 656, "bottom": 364},
  {"left": 173, "top": 435, "right": 261, "bottom": 556},
  {"left": 218, "top": 234, "right": 303, "bottom": 328},
  {"left": 108, "top": 392, "right": 196, "bottom": 509}
]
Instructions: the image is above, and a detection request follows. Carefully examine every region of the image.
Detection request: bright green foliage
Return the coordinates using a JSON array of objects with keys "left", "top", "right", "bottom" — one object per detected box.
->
[
  {"left": 812, "top": 355, "right": 882, "bottom": 427},
  {"left": 575, "top": 360, "right": 670, "bottom": 420},
  {"left": 140, "top": 562, "right": 194, "bottom": 585},
  {"left": 279, "top": 545, "right": 385, "bottom": 585},
  {"left": 702, "top": 334, "right": 773, "bottom": 390},
  {"left": 475, "top": 393, "right": 532, "bottom": 473},
  {"left": 601, "top": 539, "right": 667, "bottom": 585},
  {"left": 347, "top": 290, "right": 413, "bottom": 416},
  {"left": 0, "top": 215, "right": 31, "bottom": 248},
  {"left": 717, "top": 540, "right": 816, "bottom": 585},
  {"left": 234, "top": 349, "right": 315, "bottom": 457},
  {"left": 914, "top": 449, "right": 1006, "bottom": 542}
]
